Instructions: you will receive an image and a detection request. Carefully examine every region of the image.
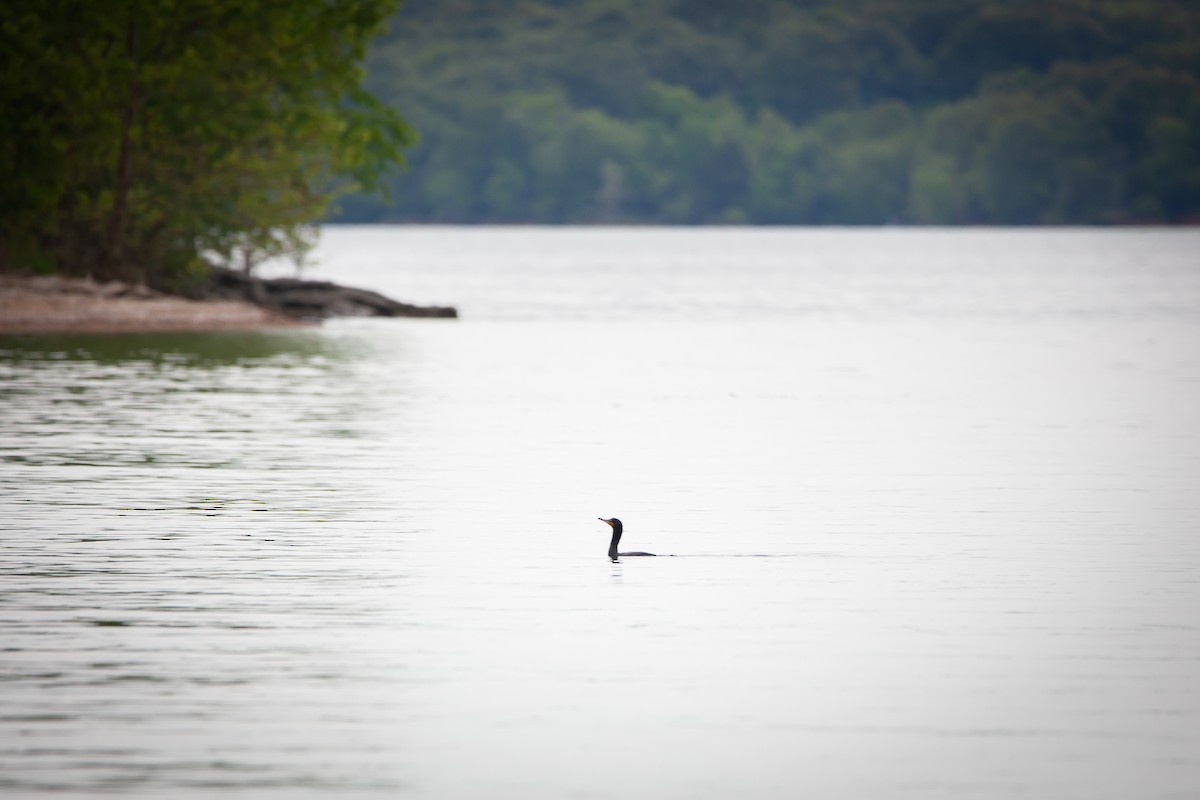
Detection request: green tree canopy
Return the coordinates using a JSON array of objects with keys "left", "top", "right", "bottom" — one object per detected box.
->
[{"left": 0, "top": 0, "right": 414, "bottom": 284}]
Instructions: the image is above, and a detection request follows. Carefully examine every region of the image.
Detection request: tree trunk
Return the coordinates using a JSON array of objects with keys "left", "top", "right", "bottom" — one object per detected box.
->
[{"left": 99, "top": 18, "right": 141, "bottom": 282}]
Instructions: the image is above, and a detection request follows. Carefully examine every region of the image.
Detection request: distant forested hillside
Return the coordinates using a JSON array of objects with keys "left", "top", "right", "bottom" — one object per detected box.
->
[{"left": 342, "top": 0, "right": 1200, "bottom": 225}]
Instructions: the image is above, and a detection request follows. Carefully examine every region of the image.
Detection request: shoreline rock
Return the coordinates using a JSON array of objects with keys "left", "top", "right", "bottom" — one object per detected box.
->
[{"left": 206, "top": 267, "right": 458, "bottom": 320}]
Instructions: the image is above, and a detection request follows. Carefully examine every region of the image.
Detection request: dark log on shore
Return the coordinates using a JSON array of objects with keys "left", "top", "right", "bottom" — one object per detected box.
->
[{"left": 208, "top": 267, "right": 457, "bottom": 320}]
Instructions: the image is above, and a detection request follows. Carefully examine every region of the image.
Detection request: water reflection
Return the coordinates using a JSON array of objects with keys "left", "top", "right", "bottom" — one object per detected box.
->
[{"left": 0, "top": 329, "right": 367, "bottom": 368}]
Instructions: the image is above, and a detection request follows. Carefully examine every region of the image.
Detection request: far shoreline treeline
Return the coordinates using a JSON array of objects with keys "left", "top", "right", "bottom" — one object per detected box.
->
[
  {"left": 339, "top": 0, "right": 1200, "bottom": 227},
  {"left": 3, "top": 1, "right": 1199, "bottom": 297}
]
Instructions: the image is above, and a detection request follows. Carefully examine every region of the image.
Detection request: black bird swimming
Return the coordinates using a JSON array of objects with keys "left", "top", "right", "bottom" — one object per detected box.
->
[{"left": 599, "top": 518, "right": 656, "bottom": 562}]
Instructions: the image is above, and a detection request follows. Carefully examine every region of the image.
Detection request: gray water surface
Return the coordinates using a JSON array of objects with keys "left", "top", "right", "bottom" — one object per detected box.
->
[{"left": 3, "top": 228, "right": 1199, "bottom": 798}]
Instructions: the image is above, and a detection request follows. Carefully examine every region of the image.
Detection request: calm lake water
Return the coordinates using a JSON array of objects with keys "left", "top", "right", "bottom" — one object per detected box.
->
[{"left": 2, "top": 227, "right": 1199, "bottom": 799}]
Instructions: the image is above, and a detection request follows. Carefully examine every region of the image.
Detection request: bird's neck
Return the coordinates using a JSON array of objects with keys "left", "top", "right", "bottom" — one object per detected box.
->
[{"left": 608, "top": 529, "right": 621, "bottom": 560}]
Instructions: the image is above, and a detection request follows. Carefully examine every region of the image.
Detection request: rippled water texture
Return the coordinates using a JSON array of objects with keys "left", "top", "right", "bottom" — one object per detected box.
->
[{"left": 3, "top": 228, "right": 1199, "bottom": 798}]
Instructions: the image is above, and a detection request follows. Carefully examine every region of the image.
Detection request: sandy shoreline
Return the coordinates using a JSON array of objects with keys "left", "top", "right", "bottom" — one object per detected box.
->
[{"left": 0, "top": 275, "right": 306, "bottom": 334}]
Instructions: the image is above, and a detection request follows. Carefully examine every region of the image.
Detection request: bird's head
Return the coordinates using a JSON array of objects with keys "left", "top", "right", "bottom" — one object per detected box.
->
[{"left": 599, "top": 517, "right": 623, "bottom": 534}]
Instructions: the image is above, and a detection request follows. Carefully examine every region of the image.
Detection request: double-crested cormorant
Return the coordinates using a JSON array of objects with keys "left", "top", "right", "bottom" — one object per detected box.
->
[{"left": 599, "top": 518, "right": 656, "bottom": 562}]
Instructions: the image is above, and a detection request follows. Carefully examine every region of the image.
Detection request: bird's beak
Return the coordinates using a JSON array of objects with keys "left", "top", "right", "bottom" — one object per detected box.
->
[{"left": 599, "top": 518, "right": 614, "bottom": 528}]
